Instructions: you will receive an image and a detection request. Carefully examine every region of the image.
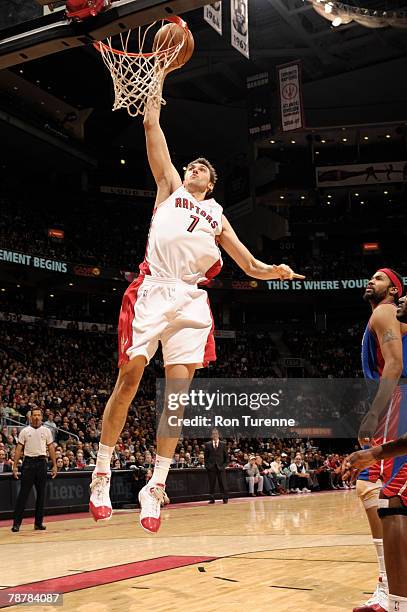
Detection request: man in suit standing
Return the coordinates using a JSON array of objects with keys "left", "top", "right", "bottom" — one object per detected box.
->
[{"left": 204, "top": 428, "right": 229, "bottom": 504}]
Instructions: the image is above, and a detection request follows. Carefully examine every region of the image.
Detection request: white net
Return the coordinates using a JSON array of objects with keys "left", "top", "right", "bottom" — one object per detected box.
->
[{"left": 95, "top": 20, "right": 187, "bottom": 117}]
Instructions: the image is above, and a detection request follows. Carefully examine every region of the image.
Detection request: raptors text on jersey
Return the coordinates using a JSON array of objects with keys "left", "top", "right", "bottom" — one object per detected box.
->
[{"left": 139, "top": 186, "right": 223, "bottom": 284}]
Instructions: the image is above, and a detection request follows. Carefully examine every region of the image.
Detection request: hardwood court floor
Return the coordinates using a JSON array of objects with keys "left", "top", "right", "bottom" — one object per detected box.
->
[{"left": 0, "top": 491, "right": 379, "bottom": 612}]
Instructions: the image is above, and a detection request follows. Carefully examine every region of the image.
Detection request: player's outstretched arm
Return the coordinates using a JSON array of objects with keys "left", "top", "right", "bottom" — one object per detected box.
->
[
  {"left": 345, "top": 433, "right": 407, "bottom": 471},
  {"left": 143, "top": 96, "right": 182, "bottom": 204},
  {"left": 218, "top": 215, "right": 305, "bottom": 281}
]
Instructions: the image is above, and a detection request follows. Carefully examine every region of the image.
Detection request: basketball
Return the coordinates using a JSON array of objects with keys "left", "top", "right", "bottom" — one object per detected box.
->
[{"left": 153, "top": 22, "right": 194, "bottom": 73}]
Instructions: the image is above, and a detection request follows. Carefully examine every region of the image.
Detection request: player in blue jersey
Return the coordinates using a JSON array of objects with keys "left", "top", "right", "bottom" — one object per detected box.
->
[
  {"left": 347, "top": 292, "right": 407, "bottom": 612},
  {"left": 353, "top": 269, "right": 407, "bottom": 612}
]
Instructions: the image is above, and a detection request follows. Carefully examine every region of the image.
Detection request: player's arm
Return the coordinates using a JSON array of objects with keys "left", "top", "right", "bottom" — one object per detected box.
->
[
  {"left": 347, "top": 434, "right": 407, "bottom": 472},
  {"left": 218, "top": 215, "right": 304, "bottom": 281},
  {"left": 143, "top": 98, "right": 182, "bottom": 204},
  {"left": 359, "top": 305, "right": 403, "bottom": 441}
]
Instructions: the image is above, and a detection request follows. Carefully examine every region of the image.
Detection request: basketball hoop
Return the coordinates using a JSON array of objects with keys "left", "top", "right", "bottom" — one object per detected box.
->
[{"left": 93, "top": 16, "right": 191, "bottom": 117}]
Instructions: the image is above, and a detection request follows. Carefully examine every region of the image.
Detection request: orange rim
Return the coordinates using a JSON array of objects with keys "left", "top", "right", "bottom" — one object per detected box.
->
[{"left": 93, "top": 15, "right": 189, "bottom": 58}]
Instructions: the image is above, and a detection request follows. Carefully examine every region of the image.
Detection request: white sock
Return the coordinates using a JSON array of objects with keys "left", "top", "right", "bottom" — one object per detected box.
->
[
  {"left": 389, "top": 594, "right": 407, "bottom": 611},
  {"left": 150, "top": 455, "right": 171, "bottom": 486},
  {"left": 373, "top": 538, "right": 388, "bottom": 587},
  {"left": 95, "top": 443, "right": 114, "bottom": 474}
]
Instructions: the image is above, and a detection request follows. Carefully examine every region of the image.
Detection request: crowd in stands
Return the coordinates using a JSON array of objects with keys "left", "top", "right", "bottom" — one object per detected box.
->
[
  {"left": 283, "top": 324, "right": 365, "bottom": 378},
  {"left": 2, "top": 194, "right": 405, "bottom": 283},
  {"left": 0, "top": 318, "right": 361, "bottom": 494}
]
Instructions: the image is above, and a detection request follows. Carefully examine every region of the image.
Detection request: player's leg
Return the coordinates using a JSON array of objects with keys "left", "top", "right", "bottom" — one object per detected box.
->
[
  {"left": 137, "top": 283, "right": 214, "bottom": 532},
  {"left": 138, "top": 363, "right": 196, "bottom": 533},
  {"left": 90, "top": 356, "right": 146, "bottom": 521},
  {"left": 379, "top": 467, "right": 407, "bottom": 611},
  {"left": 90, "top": 278, "right": 166, "bottom": 521},
  {"left": 354, "top": 478, "right": 388, "bottom": 612},
  {"left": 382, "top": 509, "right": 407, "bottom": 610}
]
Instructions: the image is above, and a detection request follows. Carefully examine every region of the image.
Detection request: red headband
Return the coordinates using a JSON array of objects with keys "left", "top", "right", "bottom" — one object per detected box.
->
[{"left": 378, "top": 268, "right": 403, "bottom": 297}]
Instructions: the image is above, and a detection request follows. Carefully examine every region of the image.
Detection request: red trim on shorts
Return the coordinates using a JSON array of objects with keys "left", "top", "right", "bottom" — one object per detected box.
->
[
  {"left": 382, "top": 463, "right": 407, "bottom": 504},
  {"left": 117, "top": 274, "right": 146, "bottom": 368},
  {"left": 202, "top": 296, "right": 216, "bottom": 367}
]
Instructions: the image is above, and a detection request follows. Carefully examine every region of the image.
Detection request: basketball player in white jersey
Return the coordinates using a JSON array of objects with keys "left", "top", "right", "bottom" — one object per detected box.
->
[{"left": 89, "top": 88, "right": 304, "bottom": 533}]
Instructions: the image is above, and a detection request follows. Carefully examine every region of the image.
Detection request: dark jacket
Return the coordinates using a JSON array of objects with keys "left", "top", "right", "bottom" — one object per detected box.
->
[{"left": 204, "top": 441, "right": 228, "bottom": 470}]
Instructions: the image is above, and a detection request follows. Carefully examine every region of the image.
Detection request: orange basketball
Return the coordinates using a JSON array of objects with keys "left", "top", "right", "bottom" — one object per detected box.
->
[{"left": 153, "top": 22, "right": 194, "bottom": 73}]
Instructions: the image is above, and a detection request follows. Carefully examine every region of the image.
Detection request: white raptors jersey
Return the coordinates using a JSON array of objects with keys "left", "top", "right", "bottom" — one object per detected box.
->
[{"left": 140, "top": 186, "right": 223, "bottom": 284}]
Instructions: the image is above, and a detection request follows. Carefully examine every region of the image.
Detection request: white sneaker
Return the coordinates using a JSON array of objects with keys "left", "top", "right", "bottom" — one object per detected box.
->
[
  {"left": 89, "top": 472, "right": 112, "bottom": 522},
  {"left": 138, "top": 482, "right": 169, "bottom": 533},
  {"left": 295, "top": 488, "right": 303, "bottom": 494},
  {"left": 353, "top": 579, "right": 388, "bottom": 611},
  {"left": 302, "top": 487, "right": 311, "bottom": 493},
  {"left": 342, "top": 483, "right": 349, "bottom": 489}
]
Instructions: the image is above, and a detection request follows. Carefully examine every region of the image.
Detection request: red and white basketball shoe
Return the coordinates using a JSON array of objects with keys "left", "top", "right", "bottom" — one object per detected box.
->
[
  {"left": 89, "top": 472, "right": 112, "bottom": 521},
  {"left": 138, "top": 483, "right": 169, "bottom": 534},
  {"left": 353, "top": 578, "right": 388, "bottom": 612}
]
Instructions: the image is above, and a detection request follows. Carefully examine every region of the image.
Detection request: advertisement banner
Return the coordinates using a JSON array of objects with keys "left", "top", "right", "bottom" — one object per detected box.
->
[
  {"left": 204, "top": 2, "right": 222, "bottom": 35},
  {"left": 316, "top": 161, "right": 407, "bottom": 187},
  {"left": 277, "top": 61, "right": 305, "bottom": 132},
  {"left": 0, "top": 249, "right": 68, "bottom": 274},
  {"left": 231, "top": 0, "right": 249, "bottom": 59}
]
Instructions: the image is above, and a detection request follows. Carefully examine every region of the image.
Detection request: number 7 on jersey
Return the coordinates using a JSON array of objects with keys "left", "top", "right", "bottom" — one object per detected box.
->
[{"left": 187, "top": 215, "right": 200, "bottom": 233}]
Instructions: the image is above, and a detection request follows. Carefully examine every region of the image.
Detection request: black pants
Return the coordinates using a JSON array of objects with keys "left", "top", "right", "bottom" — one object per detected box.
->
[
  {"left": 207, "top": 467, "right": 228, "bottom": 500},
  {"left": 13, "top": 457, "right": 47, "bottom": 526}
]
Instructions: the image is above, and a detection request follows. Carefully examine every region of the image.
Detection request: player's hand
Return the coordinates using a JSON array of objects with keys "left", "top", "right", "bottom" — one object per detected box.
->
[
  {"left": 343, "top": 449, "right": 377, "bottom": 472},
  {"left": 51, "top": 465, "right": 58, "bottom": 479},
  {"left": 12, "top": 468, "right": 19, "bottom": 480},
  {"left": 273, "top": 264, "right": 305, "bottom": 281}
]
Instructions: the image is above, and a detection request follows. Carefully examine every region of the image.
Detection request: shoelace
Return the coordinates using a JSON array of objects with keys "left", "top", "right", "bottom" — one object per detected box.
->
[
  {"left": 90, "top": 475, "right": 110, "bottom": 501},
  {"left": 149, "top": 486, "right": 170, "bottom": 506},
  {"left": 365, "top": 583, "right": 387, "bottom": 605}
]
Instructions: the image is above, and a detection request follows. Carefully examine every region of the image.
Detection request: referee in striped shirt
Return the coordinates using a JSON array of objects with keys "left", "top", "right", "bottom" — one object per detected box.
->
[{"left": 11, "top": 408, "right": 57, "bottom": 532}]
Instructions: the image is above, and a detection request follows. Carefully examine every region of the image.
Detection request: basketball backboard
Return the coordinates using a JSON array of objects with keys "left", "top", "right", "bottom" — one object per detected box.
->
[{"left": 0, "top": 0, "right": 209, "bottom": 70}]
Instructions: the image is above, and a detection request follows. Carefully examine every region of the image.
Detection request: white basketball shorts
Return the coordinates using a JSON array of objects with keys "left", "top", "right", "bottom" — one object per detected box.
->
[{"left": 117, "top": 275, "right": 216, "bottom": 368}]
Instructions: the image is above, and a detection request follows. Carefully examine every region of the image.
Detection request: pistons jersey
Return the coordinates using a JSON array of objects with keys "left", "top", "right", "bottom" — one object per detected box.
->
[
  {"left": 361, "top": 311, "right": 407, "bottom": 380},
  {"left": 139, "top": 186, "right": 223, "bottom": 284},
  {"left": 359, "top": 307, "right": 407, "bottom": 483}
]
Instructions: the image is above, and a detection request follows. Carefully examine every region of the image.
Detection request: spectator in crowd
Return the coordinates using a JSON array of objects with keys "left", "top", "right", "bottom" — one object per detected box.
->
[
  {"left": 243, "top": 455, "right": 265, "bottom": 497},
  {"left": 44, "top": 412, "right": 58, "bottom": 442},
  {"left": 289, "top": 455, "right": 312, "bottom": 494},
  {"left": 0, "top": 449, "right": 12, "bottom": 473},
  {"left": 61, "top": 456, "right": 72, "bottom": 472},
  {"left": 255, "top": 455, "right": 278, "bottom": 496},
  {"left": 269, "top": 455, "right": 288, "bottom": 492}
]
